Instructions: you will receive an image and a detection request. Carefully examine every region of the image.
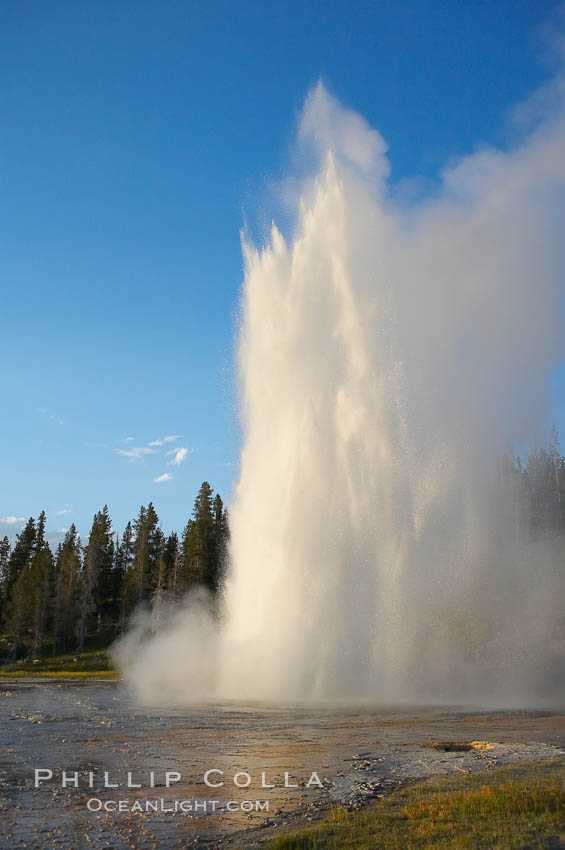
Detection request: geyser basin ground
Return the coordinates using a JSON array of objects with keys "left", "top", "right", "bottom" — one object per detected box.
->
[{"left": 1, "top": 682, "right": 563, "bottom": 849}]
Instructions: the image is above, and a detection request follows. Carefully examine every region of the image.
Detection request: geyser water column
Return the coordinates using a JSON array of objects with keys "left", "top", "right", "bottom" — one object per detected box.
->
[
  {"left": 115, "top": 82, "right": 565, "bottom": 704},
  {"left": 219, "top": 82, "right": 565, "bottom": 701},
  {"left": 223, "top": 115, "right": 409, "bottom": 698}
]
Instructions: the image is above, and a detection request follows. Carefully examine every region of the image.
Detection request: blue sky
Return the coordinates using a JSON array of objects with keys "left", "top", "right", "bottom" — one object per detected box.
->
[{"left": 1, "top": 0, "right": 563, "bottom": 543}]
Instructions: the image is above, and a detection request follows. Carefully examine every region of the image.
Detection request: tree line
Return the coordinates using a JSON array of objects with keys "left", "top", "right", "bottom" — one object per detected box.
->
[
  {"left": 2, "top": 429, "right": 565, "bottom": 660},
  {"left": 0, "top": 481, "right": 229, "bottom": 659},
  {"left": 502, "top": 427, "right": 565, "bottom": 539}
]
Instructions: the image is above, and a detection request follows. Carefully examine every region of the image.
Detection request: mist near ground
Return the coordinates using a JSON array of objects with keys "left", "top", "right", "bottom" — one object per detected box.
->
[{"left": 114, "top": 73, "right": 565, "bottom": 706}]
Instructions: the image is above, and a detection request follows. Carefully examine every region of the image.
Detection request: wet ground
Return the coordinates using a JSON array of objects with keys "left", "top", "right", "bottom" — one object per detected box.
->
[{"left": 0, "top": 681, "right": 564, "bottom": 849}]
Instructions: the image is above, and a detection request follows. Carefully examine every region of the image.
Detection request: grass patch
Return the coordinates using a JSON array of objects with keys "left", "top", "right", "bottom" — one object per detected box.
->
[
  {"left": 0, "top": 669, "right": 119, "bottom": 679},
  {"left": 262, "top": 759, "right": 565, "bottom": 850},
  {"left": 0, "top": 636, "right": 119, "bottom": 679}
]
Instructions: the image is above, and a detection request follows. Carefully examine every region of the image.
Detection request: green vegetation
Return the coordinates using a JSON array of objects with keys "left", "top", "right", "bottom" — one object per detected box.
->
[
  {"left": 0, "top": 482, "right": 229, "bottom": 663},
  {"left": 262, "top": 760, "right": 565, "bottom": 850},
  {"left": 0, "top": 670, "right": 118, "bottom": 679},
  {"left": 0, "top": 635, "right": 118, "bottom": 678}
]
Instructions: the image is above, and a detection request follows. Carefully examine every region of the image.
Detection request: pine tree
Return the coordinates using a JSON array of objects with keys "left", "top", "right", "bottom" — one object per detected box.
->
[
  {"left": 0, "top": 536, "right": 10, "bottom": 583},
  {"left": 144, "top": 503, "right": 162, "bottom": 586},
  {"left": 181, "top": 482, "right": 217, "bottom": 592},
  {"left": 5, "top": 568, "right": 33, "bottom": 656},
  {"left": 151, "top": 528, "right": 167, "bottom": 633},
  {"left": 212, "top": 493, "right": 230, "bottom": 592},
  {"left": 53, "top": 525, "right": 82, "bottom": 651},
  {"left": 5, "top": 517, "right": 36, "bottom": 599},
  {"left": 4, "top": 518, "right": 39, "bottom": 655},
  {"left": 76, "top": 507, "right": 114, "bottom": 650},
  {"left": 110, "top": 531, "right": 124, "bottom": 631},
  {"left": 163, "top": 532, "right": 179, "bottom": 598},
  {"left": 0, "top": 535, "right": 11, "bottom": 629},
  {"left": 122, "top": 504, "right": 162, "bottom": 618},
  {"left": 4, "top": 514, "right": 53, "bottom": 658},
  {"left": 35, "top": 510, "right": 46, "bottom": 553},
  {"left": 218, "top": 505, "right": 230, "bottom": 590},
  {"left": 29, "top": 543, "right": 54, "bottom": 658},
  {"left": 524, "top": 448, "right": 560, "bottom": 536},
  {"left": 117, "top": 521, "right": 135, "bottom": 628},
  {"left": 549, "top": 425, "right": 565, "bottom": 530},
  {"left": 132, "top": 505, "right": 148, "bottom": 602}
]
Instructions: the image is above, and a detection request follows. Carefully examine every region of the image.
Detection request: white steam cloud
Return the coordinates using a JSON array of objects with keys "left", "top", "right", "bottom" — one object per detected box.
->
[{"left": 114, "top": 77, "right": 565, "bottom": 705}]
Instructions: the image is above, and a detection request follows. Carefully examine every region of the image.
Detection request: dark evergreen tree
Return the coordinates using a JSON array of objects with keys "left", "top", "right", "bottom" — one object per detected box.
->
[
  {"left": 181, "top": 482, "right": 220, "bottom": 593},
  {"left": 122, "top": 504, "right": 162, "bottom": 618},
  {"left": 76, "top": 507, "right": 114, "bottom": 650},
  {"left": 53, "top": 525, "right": 82, "bottom": 651},
  {"left": 212, "top": 493, "right": 230, "bottom": 592},
  {"left": 4, "top": 516, "right": 53, "bottom": 659},
  {"left": 35, "top": 510, "right": 46, "bottom": 553},
  {"left": 5, "top": 567, "right": 33, "bottom": 656},
  {"left": 151, "top": 528, "right": 167, "bottom": 633},
  {"left": 5, "top": 517, "right": 36, "bottom": 600},
  {"left": 0, "top": 535, "right": 11, "bottom": 629},
  {"left": 163, "top": 532, "right": 179, "bottom": 598},
  {"left": 29, "top": 543, "right": 54, "bottom": 658},
  {"left": 116, "top": 521, "right": 134, "bottom": 628},
  {"left": 0, "top": 536, "right": 10, "bottom": 581},
  {"left": 131, "top": 505, "right": 148, "bottom": 603}
]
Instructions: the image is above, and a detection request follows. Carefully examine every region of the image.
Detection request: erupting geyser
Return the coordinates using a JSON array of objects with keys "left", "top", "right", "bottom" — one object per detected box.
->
[{"left": 116, "top": 83, "right": 565, "bottom": 704}]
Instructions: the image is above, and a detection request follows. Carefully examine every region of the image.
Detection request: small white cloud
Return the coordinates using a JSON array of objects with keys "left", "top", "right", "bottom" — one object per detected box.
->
[
  {"left": 154, "top": 472, "right": 173, "bottom": 483},
  {"left": 56, "top": 508, "right": 72, "bottom": 516},
  {"left": 0, "top": 516, "right": 25, "bottom": 525},
  {"left": 58, "top": 527, "right": 69, "bottom": 534},
  {"left": 115, "top": 436, "right": 182, "bottom": 461},
  {"left": 149, "top": 435, "right": 180, "bottom": 448},
  {"left": 115, "top": 446, "right": 158, "bottom": 462},
  {"left": 166, "top": 446, "right": 191, "bottom": 466}
]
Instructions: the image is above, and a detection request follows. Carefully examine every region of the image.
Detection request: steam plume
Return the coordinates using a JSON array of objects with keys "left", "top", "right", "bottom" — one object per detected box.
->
[{"left": 115, "top": 79, "right": 565, "bottom": 705}]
